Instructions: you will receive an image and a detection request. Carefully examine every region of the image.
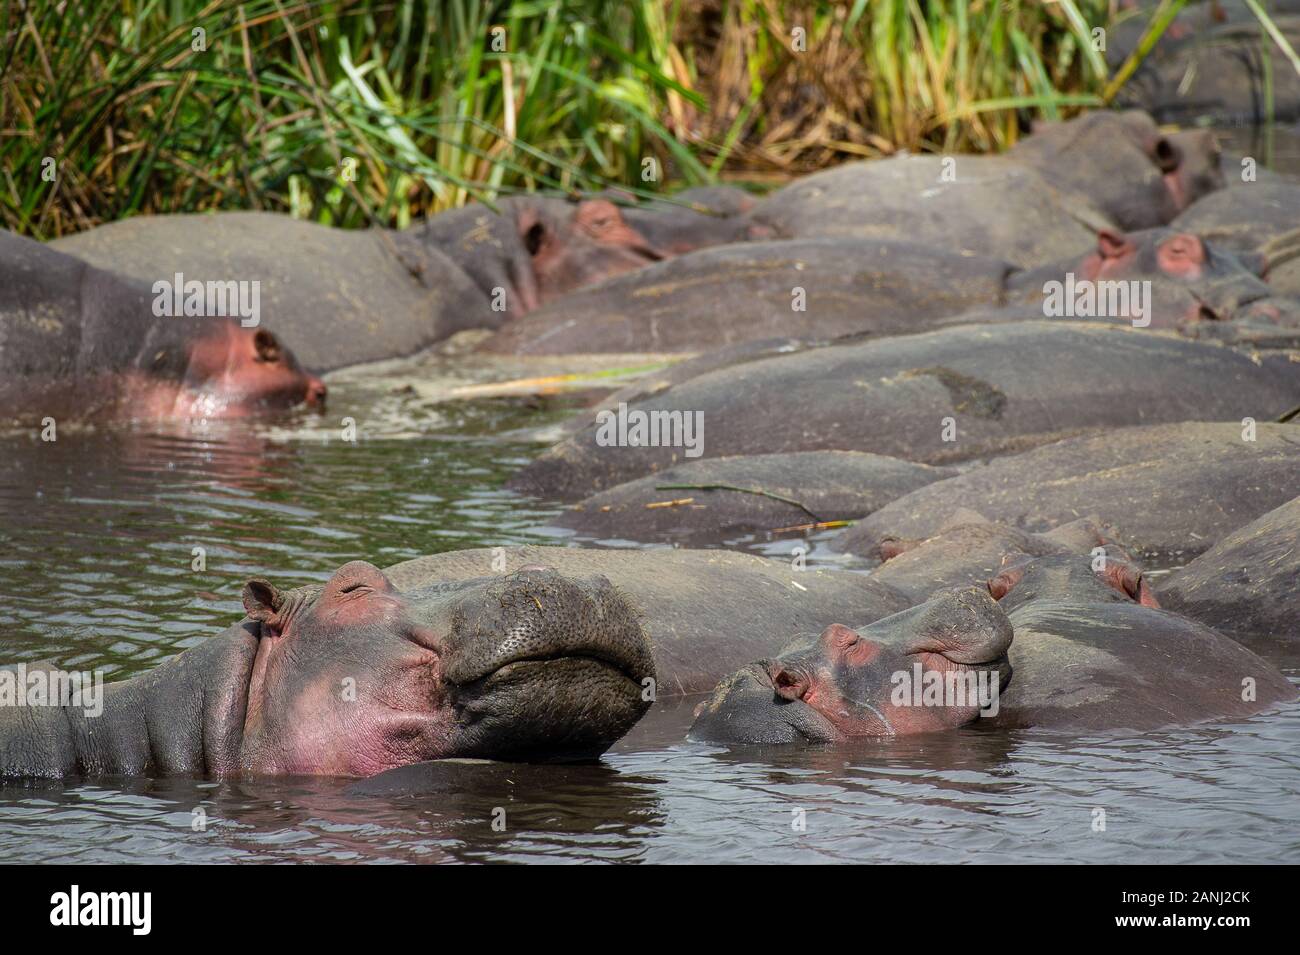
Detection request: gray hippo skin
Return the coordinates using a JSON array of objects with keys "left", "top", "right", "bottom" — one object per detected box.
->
[
  {"left": 508, "top": 322, "right": 1300, "bottom": 501},
  {"left": 0, "top": 563, "right": 654, "bottom": 778},
  {"left": 51, "top": 211, "right": 493, "bottom": 372},
  {"left": 1170, "top": 181, "right": 1300, "bottom": 301},
  {"left": 1, "top": 230, "right": 324, "bottom": 426},
  {"left": 402, "top": 196, "right": 668, "bottom": 318},
  {"left": 986, "top": 556, "right": 1297, "bottom": 732},
  {"left": 1158, "top": 494, "right": 1300, "bottom": 648},
  {"left": 836, "top": 422, "right": 1300, "bottom": 570},
  {"left": 1004, "top": 110, "right": 1223, "bottom": 229},
  {"left": 689, "top": 555, "right": 1295, "bottom": 744},
  {"left": 382, "top": 546, "right": 911, "bottom": 698},
  {"left": 552, "top": 451, "right": 957, "bottom": 546},
  {"left": 688, "top": 587, "right": 1015, "bottom": 744},
  {"left": 486, "top": 225, "right": 1286, "bottom": 356},
  {"left": 481, "top": 239, "right": 1014, "bottom": 355},
  {"left": 742, "top": 154, "right": 1103, "bottom": 268},
  {"left": 742, "top": 111, "right": 1221, "bottom": 266},
  {"left": 867, "top": 516, "right": 1119, "bottom": 603}
]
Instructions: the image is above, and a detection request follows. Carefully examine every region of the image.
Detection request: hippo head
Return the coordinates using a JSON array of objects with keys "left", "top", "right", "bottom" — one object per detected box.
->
[
  {"left": 176, "top": 323, "right": 326, "bottom": 417},
  {"left": 1015, "top": 110, "right": 1222, "bottom": 228},
  {"left": 987, "top": 553, "right": 1160, "bottom": 613},
  {"left": 688, "top": 588, "right": 1013, "bottom": 745},
  {"left": 237, "top": 562, "right": 654, "bottom": 775},
  {"left": 1070, "top": 228, "right": 1274, "bottom": 326},
  {"left": 523, "top": 198, "right": 665, "bottom": 302}
]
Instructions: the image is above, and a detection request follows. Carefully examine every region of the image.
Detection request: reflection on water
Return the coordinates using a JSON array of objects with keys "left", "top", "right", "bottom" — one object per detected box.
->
[
  {"left": 3, "top": 699, "right": 1297, "bottom": 863},
  {"left": 3, "top": 209, "right": 1300, "bottom": 863}
]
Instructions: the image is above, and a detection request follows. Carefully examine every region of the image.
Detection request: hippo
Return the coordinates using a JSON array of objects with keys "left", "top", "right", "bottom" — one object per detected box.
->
[
  {"left": 867, "top": 515, "right": 1118, "bottom": 603},
  {"left": 740, "top": 154, "right": 1104, "bottom": 268},
  {"left": 689, "top": 555, "right": 1296, "bottom": 744},
  {"left": 480, "top": 239, "right": 1015, "bottom": 355},
  {"left": 741, "top": 111, "right": 1221, "bottom": 267},
  {"left": 403, "top": 196, "right": 669, "bottom": 318},
  {"left": 688, "top": 587, "right": 1015, "bottom": 744},
  {"left": 484, "top": 224, "right": 1288, "bottom": 355},
  {"left": 1006, "top": 227, "right": 1282, "bottom": 329},
  {"left": 0, "top": 563, "right": 655, "bottom": 779},
  {"left": 1111, "top": 2, "right": 1300, "bottom": 124},
  {"left": 985, "top": 555, "right": 1296, "bottom": 731},
  {"left": 595, "top": 185, "right": 766, "bottom": 255},
  {"left": 835, "top": 422, "right": 1300, "bottom": 570},
  {"left": 1004, "top": 110, "right": 1224, "bottom": 229},
  {"left": 1, "top": 230, "right": 324, "bottom": 426},
  {"left": 1170, "top": 182, "right": 1300, "bottom": 300},
  {"left": 1158, "top": 494, "right": 1300, "bottom": 652},
  {"left": 382, "top": 546, "right": 911, "bottom": 698},
  {"left": 50, "top": 211, "right": 492, "bottom": 372},
  {"left": 551, "top": 451, "right": 957, "bottom": 546},
  {"left": 507, "top": 322, "right": 1300, "bottom": 501}
]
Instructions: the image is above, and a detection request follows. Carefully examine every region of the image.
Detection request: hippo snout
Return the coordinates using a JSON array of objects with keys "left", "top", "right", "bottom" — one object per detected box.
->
[{"left": 437, "top": 569, "right": 655, "bottom": 761}]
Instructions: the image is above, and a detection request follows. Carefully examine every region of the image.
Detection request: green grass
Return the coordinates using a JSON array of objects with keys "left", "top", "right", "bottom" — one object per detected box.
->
[{"left": 2, "top": 0, "right": 1288, "bottom": 239}]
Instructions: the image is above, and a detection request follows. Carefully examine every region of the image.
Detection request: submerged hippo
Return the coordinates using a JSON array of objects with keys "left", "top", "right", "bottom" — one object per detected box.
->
[
  {"left": 0, "top": 563, "right": 654, "bottom": 778},
  {"left": 404, "top": 196, "right": 669, "bottom": 318},
  {"left": 689, "top": 587, "right": 1015, "bottom": 744},
  {"left": 690, "top": 555, "right": 1295, "bottom": 744},
  {"left": 1112, "top": 2, "right": 1300, "bottom": 124},
  {"left": 1004, "top": 110, "right": 1223, "bottom": 229},
  {"left": 867, "top": 515, "right": 1118, "bottom": 603},
  {"left": 481, "top": 238, "right": 1015, "bottom": 355},
  {"left": 552, "top": 451, "right": 956, "bottom": 547},
  {"left": 742, "top": 111, "right": 1220, "bottom": 267},
  {"left": 484, "top": 224, "right": 1283, "bottom": 355},
  {"left": 1, "top": 231, "right": 324, "bottom": 426},
  {"left": 383, "top": 546, "right": 910, "bottom": 697},
  {"left": 836, "top": 422, "right": 1300, "bottom": 569},
  {"left": 50, "top": 211, "right": 492, "bottom": 372},
  {"left": 1158, "top": 494, "right": 1300, "bottom": 650},
  {"left": 508, "top": 322, "right": 1300, "bottom": 501},
  {"left": 986, "top": 555, "right": 1296, "bottom": 731},
  {"left": 1170, "top": 181, "right": 1300, "bottom": 301},
  {"left": 741, "top": 154, "right": 1102, "bottom": 268}
]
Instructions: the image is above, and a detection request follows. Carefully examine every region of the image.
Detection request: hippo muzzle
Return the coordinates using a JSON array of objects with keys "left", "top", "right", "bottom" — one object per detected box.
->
[{"left": 434, "top": 569, "right": 657, "bottom": 761}]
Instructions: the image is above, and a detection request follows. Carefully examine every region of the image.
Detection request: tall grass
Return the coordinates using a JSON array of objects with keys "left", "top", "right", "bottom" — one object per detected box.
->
[
  {"left": 2, "top": 0, "right": 703, "bottom": 236},
  {"left": 3, "top": 0, "right": 1286, "bottom": 238}
]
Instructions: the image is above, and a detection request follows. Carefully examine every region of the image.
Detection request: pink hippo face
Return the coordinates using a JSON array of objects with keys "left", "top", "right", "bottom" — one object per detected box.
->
[
  {"left": 523, "top": 199, "right": 666, "bottom": 303},
  {"left": 237, "top": 562, "right": 655, "bottom": 776},
  {"left": 167, "top": 323, "right": 326, "bottom": 418},
  {"left": 689, "top": 588, "right": 1013, "bottom": 745}
]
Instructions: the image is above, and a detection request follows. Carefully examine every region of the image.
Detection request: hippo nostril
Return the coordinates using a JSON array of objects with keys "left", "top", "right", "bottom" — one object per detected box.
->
[{"left": 767, "top": 664, "right": 810, "bottom": 702}]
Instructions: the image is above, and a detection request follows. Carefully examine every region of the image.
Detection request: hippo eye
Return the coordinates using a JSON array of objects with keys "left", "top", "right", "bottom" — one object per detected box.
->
[{"left": 339, "top": 582, "right": 370, "bottom": 595}]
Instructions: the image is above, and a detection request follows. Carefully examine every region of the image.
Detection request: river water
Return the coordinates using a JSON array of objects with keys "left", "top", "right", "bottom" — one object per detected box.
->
[{"left": 2, "top": 342, "right": 1297, "bottom": 865}]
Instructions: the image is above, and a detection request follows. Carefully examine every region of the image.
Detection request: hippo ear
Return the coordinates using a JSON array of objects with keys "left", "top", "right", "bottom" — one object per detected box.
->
[
  {"left": 986, "top": 563, "right": 1028, "bottom": 601},
  {"left": 1099, "top": 560, "right": 1162, "bottom": 608},
  {"left": 1096, "top": 229, "right": 1133, "bottom": 260},
  {"left": 253, "top": 329, "right": 282, "bottom": 363},
  {"left": 517, "top": 206, "right": 547, "bottom": 256},
  {"left": 242, "top": 578, "right": 286, "bottom": 634}
]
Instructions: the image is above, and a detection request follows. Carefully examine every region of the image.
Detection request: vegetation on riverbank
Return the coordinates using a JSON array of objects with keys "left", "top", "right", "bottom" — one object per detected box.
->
[{"left": 0, "top": 0, "right": 1284, "bottom": 237}]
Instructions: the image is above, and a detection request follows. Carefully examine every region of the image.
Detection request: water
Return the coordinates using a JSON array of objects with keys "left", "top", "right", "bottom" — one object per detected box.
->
[
  {"left": 2, "top": 346, "right": 1297, "bottom": 864},
  {"left": 8, "top": 119, "right": 1300, "bottom": 862}
]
